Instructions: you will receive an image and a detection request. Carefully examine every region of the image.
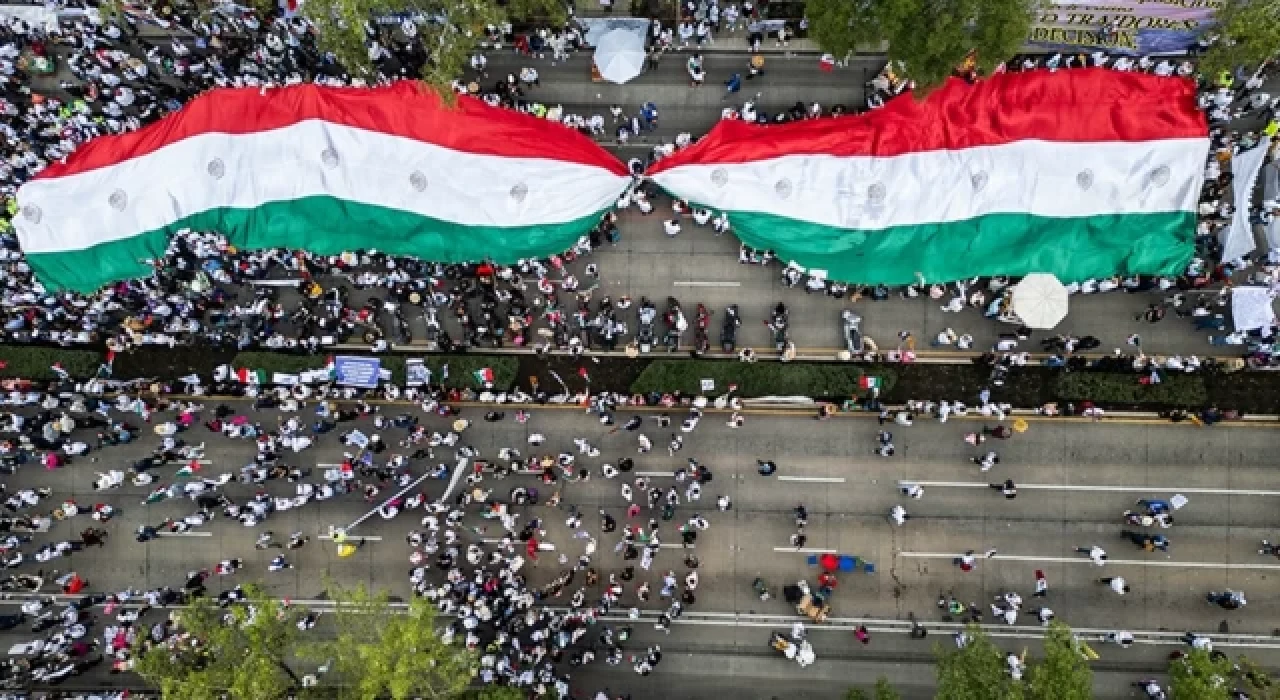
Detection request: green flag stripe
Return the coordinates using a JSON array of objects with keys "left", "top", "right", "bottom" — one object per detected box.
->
[
  {"left": 26, "top": 195, "right": 608, "bottom": 293},
  {"left": 729, "top": 210, "right": 1196, "bottom": 285}
]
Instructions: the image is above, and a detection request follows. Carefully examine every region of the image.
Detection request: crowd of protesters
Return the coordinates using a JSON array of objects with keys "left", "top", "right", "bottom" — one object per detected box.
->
[
  {"left": 0, "top": 0, "right": 1270, "bottom": 366},
  {"left": 0, "top": 360, "right": 752, "bottom": 697},
  {"left": 0, "top": 0, "right": 1268, "bottom": 694}
]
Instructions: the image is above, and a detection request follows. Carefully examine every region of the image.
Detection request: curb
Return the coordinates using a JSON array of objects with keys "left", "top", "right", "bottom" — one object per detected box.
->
[{"left": 330, "top": 342, "right": 1252, "bottom": 367}]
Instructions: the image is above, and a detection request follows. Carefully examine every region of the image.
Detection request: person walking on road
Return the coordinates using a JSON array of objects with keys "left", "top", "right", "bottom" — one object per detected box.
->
[
  {"left": 1100, "top": 576, "right": 1130, "bottom": 594},
  {"left": 1034, "top": 570, "right": 1048, "bottom": 597},
  {"left": 889, "top": 504, "right": 910, "bottom": 526},
  {"left": 973, "top": 451, "right": 999, "bottom": 471},
  {"left": 989, "top": 479, "right": 1016, "bottom": 498},
  {"left": 1076, "top": 545, "right": 1108, "bottom": 565}
]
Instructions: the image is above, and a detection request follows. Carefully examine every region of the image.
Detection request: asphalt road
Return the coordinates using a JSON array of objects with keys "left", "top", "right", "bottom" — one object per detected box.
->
[{"left": 0, "top": 397, "right": 1276, "bottom": 696}]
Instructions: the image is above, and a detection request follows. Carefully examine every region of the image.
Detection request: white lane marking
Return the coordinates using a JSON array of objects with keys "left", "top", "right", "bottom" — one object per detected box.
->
[
  {"left": 317, "top": 534, "right": 382, "bottom": 542},
  {"left": 897, "top": 552, "right": 1280, "bottom": 570},
  {"left": 672, "top": 281, "right": 741, "bottom": 287},
  {"left": 777, "top": 476, "right": 846, "bottom": 483},
  {"left": 157, "top": 531, "right": 212, "bottom": 537},
  {"left": 904, "top": 481, "right": 1280, "bottom": 496},
  {"left": 637, "top": 471, "right": 676, "bottom": 477},
  {"left": 773, "top": 547, "right": 838, "bottom": 554},
  {"left": 659, "top": 543, "right": 692, "bottom": 549}
]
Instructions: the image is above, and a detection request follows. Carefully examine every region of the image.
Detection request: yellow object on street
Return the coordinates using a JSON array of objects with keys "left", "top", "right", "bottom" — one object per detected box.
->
[
  {"left": 337, "top": 543, "right": 358, "bottom": 557},
  {"left": 1013, "top": 418, "right": 1029, "bottom": 433}
]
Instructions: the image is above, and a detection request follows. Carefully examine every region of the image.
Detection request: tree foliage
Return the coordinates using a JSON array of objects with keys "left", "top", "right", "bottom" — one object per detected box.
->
[
  {"left": 1025, "top": 622, "right": 1092, "bottom": 700},
  {"left": 804, "top": 0, "right": 883, "bottom": 60},
  {"left": 880, "top": 0, "right": 1035, "bottom": 91},
  {"left": 847, "top": 678, "right": 902, "bottom": 700},
  {"left": 1169, "top": 649, "right": 1234, "bottom": 700},
  {"left": 805, "top": 0, "right": 1035, "bottom": 91},
  {"left": 1198, "top": 0, "right": 1280, "bottom": 79},
  {"left": 301, "top": 0, "right": 566, "bottom": 85},
  {"left": 301, "top": 585, "right": 477, "bottom": 700},
  {"left": 133, "top": 585, "right": 304, "bottom": 700},
  {"left": 462, "top": 688, "right": 528, "bottom": 700},
  {"left": 935, "top": 625, "right": 1024, "bottom": 700},
  {"left": 1237, "top": 657, "right": 1280, "bottom": 700}
]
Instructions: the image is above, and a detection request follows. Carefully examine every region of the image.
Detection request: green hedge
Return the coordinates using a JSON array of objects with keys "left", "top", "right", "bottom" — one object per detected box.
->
[
  {"left": 230, "top": 352, "right": 517, "bottom": 389},
  {"left": 630, "top": 360, "right": 895, "bottom": 398},
  {"left": 1054, "top": 372, "right": 1208, "bottom": 407},
  {"left": 0, "top": 346, "right": 103, "bottom": 379}
]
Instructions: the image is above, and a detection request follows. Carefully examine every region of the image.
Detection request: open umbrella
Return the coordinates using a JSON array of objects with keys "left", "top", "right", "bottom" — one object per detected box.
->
[
  {"left": 1011, "top": 273, "right": 1069, "bottom": 329},
  {"left": 819, "top": 553, "right": 839, "bottom": 572},
  {"left": 593, "top": 29, "right": 646, "bottom": 84}
]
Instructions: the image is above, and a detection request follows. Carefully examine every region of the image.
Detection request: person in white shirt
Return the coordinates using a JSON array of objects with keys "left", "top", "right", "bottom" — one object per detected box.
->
[{"left": 888, "top": 504, "right": 909, "bottom": 526}]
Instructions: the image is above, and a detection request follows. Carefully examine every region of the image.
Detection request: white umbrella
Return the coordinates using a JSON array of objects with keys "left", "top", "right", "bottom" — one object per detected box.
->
[
  {"left": 1011, "top": 273, "right": 1069, "bottom": 329},
  {"left": 593, "top": 29, "right": 646, "bottom": 84}
]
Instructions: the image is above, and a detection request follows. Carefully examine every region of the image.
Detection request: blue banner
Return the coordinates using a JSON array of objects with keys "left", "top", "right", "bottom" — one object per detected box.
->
[
  {"left": 1028, "top": 0, "right": 1221, "bottom": 55},
  {"left": 334, "top": 356, "right": 382, "bottom": 389}
]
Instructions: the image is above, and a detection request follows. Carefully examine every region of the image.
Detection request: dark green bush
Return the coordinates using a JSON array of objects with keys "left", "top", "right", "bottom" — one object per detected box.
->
[
  {"left": 0, "top": 346, "right": 103, "bottom": 379},
  {"left": 1053, "top": 371, "right": 1208, "bottom": 407},
  {"left": 630, "top": 360, "right": 894, "bottom": 398}
]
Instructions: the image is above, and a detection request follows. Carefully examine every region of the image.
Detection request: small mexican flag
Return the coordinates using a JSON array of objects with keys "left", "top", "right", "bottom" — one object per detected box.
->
[
  {"left": 859, "top": 376, "right": 880, "bottom": 390},
  {"left": 473, "top": 368, "right": 495, "bottom": 387}
]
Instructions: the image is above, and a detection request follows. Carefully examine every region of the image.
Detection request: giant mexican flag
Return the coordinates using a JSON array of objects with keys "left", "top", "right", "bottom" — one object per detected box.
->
[
  {"left": 15, "top": 82, "right": 632, "bottom": 292},
  {"left": 646, "top": 69, "right": 1209, "bottom": 285}
]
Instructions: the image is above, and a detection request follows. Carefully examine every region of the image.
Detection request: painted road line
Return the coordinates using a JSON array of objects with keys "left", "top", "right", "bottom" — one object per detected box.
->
[
  {"left": 156, "top": 531, "right": 212, "bottom": 537},
  {"left": 904, "top": 481, "right": 1280, "bottom": 496},
  {"left": 637, "top": 471, "right": 676, "bottom": 477},
  {"left": 317, "top": 534, "right": 383, "bottom": 542},
  {"left": 659, "top": 543, "right": 693, "bottom": 549},
  {"left": 897, "top": 552, "right": 1280, "bottom": 570},
  {"left": 777, "top": 476, "right": 846, "bottom": 483},
  {"left": 672, "top": 281, "right": 742, "bottom": 287},
  {"left": 773, "top": 547, "right": 838, "bottom": 554}
]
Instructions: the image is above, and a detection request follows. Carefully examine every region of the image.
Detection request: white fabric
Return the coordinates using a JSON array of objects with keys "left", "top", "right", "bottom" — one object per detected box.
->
[
  {"left": 0, "top": 6, "right": 60, "bottom": 30},
  {"left": 1220, "top": 136, "right": 1272, "bottom": 263},
  {"left": 1231, "top": 286, "right": 1276, "bottom": 333},
  {"left": 578, "top": 18, "right": 650, "bottom": 47},
  {"left": 593, "top": 29, "right": 646, "bottom": 85},
  {"left": 16, "top": 120, "right": 632, "bottom": 254},
  {"left": 1011, "top": 273, "right": 1069, "bottom": 329},
  {"left": 650, "top": 139, "right": 1208, "bottom": 230},
  {"left": 1262, "top": 160, "right": 1280, "bottom": 250}
]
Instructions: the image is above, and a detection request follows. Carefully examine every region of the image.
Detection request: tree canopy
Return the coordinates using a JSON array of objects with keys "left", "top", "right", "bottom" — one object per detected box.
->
[
  {"left": 133, "top": 585, "right": 305, "bottom": 700},
  {"left": 300, "top": 585, "right": 477, "bottom": 700},
  {"left": 804, "top": 0, "right": 1036, "bottom": 91},
  {"left": 935, "top": 625, "right": 1025, "bottom": 700},
  {"left": 1169, "top": 648, "right": 1235, "bottom": 700},
  {"left": 301, "top": 0, "right": 566, "bottom": 85},
  {"left": 1025, "top": 622, "right": 1092, "bottom": 700},
  {"left": 134, "top": 583, "right": 481, "bottom": 700},
  {"left": 1198, "top": 0, "right": 1280, "bottom": 79},
  {"left": 846, "top": 677, "right": 903, "bottom": 700}
]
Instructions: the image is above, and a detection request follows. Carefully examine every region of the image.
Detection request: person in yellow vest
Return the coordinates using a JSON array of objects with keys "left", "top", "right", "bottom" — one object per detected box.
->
[{"left": 1217, "top": 70, "right": 1233, "bottom": 89}]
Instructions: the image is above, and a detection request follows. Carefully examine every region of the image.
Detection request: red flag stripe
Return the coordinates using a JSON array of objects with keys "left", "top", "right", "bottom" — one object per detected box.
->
[
  {"left": 37, "top": 83, "right": 629, "bottom": 181},
  {"left": 646, "top": 69, "right": 1205, "bottom": 175}
]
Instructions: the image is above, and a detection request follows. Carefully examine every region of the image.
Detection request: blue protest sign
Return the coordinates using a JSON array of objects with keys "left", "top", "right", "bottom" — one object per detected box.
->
[{"left": 334, "top": 356, "right": 382, "bottom": 389}]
